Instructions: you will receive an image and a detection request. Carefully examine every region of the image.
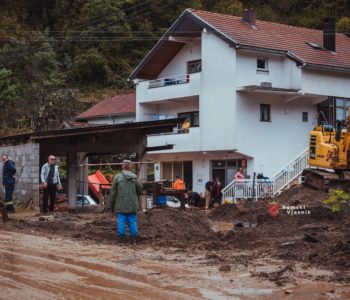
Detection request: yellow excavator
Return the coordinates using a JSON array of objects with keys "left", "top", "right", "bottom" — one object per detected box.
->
[{"left": 303, "top": 110, "right": 350, "bottom": 191}]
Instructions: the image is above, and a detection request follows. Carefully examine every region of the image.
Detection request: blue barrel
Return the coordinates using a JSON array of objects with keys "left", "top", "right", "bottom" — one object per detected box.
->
[{"left": 156, "top": 195, "right": 167, "bottom": 207}]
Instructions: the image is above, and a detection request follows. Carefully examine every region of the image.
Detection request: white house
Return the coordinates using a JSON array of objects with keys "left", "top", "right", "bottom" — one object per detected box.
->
[{"left": 130, "top": 9, "right": 350, "bottom": 193}]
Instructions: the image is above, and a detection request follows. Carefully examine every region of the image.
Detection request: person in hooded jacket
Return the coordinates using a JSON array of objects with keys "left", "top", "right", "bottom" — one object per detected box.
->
[{"left": 109, "top": 160, "right": 143, "bottom": 245}]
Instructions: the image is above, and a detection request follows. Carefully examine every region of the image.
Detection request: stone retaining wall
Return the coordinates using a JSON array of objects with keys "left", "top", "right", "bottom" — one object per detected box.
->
[{"left": 0, "top": 142, "right": 40, "bottom": 208}]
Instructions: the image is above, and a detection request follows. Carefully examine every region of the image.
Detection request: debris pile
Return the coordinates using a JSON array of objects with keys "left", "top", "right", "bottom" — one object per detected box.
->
[{"left": 6, "top": 185, "right": 350, "bottom": 282}]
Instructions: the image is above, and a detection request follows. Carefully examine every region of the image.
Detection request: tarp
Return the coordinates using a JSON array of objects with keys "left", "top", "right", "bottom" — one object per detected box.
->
[{"left": 88, "top": 170, "right": 111, "bottom": 199}]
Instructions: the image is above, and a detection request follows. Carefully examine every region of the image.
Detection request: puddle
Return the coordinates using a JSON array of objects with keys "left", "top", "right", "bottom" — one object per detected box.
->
[{"left": 210, "top": 221, "right": 234, "bottom": 232}]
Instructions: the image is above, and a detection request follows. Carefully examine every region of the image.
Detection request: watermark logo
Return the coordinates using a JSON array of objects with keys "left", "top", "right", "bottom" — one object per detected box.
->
[
  {"left": 282, "top": 205, "right": 311, "bottom": 215},
  {"left": 268, "top": 204, "right": 311, "bottom": 217}
]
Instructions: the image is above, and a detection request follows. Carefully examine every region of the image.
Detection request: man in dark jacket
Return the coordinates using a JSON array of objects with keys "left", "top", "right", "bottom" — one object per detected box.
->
[
  {"left": 109, "top": 160, "right": 143, "bottom": 245},
  {"left": 2, "top": 154, "right": 16, "bottom": 212}
]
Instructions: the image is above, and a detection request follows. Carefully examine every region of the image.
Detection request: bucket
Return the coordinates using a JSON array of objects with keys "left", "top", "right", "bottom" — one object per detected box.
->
[
  {"left": 223, "top": 197, "right": 233, "bottom": 204},
  {"left": 156, "top": 195, "right": 167, "bottom": 207},
  {"left": 147, "top": 196, "right": 153, "bottom": 209}
]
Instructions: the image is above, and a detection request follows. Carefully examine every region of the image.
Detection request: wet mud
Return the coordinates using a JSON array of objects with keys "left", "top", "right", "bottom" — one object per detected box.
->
[{"left": 1, "top": 186, "right": 350, "bottom": 298}]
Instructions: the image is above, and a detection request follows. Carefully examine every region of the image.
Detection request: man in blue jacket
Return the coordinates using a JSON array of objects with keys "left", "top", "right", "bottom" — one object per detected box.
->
[{"left": 2, "top": 154, "right": 16, "bottom": 213}]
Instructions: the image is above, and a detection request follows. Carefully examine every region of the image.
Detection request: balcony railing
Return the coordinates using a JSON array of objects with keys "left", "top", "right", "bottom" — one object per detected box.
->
[
  {"left": 148, "top": 74, "right": 190, "bottom": 89},
  {"left": 147, "top": 127, "right": 200, "bottom": 153}
]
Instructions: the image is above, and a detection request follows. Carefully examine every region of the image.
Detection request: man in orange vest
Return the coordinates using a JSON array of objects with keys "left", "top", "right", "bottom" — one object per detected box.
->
[{"left": 173, "top": 175, "right": 186, "bottom": 190}]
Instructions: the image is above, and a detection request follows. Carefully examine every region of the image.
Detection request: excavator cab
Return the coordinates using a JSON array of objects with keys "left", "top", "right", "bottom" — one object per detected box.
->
[{"left": 304, "top": 110, "right": 350, "bottom": 190}]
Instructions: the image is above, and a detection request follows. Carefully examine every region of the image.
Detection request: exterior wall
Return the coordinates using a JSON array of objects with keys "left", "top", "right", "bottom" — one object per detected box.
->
[
  {"left": 159, "top": 39, "right": 201, "bottom": 77},
  {"left": 235, "top": 93, "right": 317, "bottom": 176},
  {"left": 200, "top": 31, "right": 236, "bottom": 151},
  {"left": 301, "top": 70, "right": 350, "bottom": 98},
  {"left": 148, "top": 151, "right": 249, "bottom": 193},
  {"left": 137, "top": 102, "right": 155, "bottom": 122},
  {"left": 0, "top": 142, "right": 40, "bottom": 208},
  {"left": 85, "top": 114, "right": 135, "bottom": 125},
  {"left": 236, "top": 52, "right": 302, "bottom": 90}
]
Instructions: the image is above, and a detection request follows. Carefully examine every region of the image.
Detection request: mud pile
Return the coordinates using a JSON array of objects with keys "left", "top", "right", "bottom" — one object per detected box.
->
[
  {"left": 7, "top": 185, "right": 350, "bottom": 281},
  {"left": 10, "top": 208, "right": 223, "bottom": 249},
  {"left": 208, "top": 203, "right": 249, "bottom": 222},
  {"left": 11, "top": 212, "right": 117, "bottom": 244},
  {"left": 138, "top": 207, "right": 222, "bottom": 248},
  {"left": 226, "top": 186, "right": 350, "bottom": 281},
  {"left": 208, "top": 185, "right": 329, "bottom": 222},
  {"left": 274, "top": 185, "right": 329, "bottom": 206}
]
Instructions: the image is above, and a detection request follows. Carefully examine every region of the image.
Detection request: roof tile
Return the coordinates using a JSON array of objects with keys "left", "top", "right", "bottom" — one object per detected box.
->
[
  {"left": 77, "top": 92, "right": 136, "bottom": 119},
  {"left": 190, "top": 9, "right": 350, "bottom": 70}
]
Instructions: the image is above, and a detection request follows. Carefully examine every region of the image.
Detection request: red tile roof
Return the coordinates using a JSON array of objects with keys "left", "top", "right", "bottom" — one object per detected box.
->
[
  {"left": 189, "top": 9, "right": 350, "bottom": 71},
  {"left": 77, "top": 92, "right": 136, "bottom": 119}
]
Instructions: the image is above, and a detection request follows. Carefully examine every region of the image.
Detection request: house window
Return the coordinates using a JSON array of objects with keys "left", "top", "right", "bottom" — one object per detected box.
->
[
  {"left": 302, "top": 112, "right": 308, "bottom": 122},
  {"left": 162, "top": 162, "right": 183, "bottom": 183},
  {"left": 317, "top": 97, "right": 350, "bottom": 126},
  {"left": 257, "top": 57, "right": 268, "bottom": 71},
  {"left": 260, "top": 104, "right": 271, "bottom": 122},
  {"left": 335, "top": 98, "right": 350, "bottom": 122},
  {"left": 187, "top": 60, "right": 201, "bottom": 74},
  {"left": 178, "top": 111, "right": 199, "bottom": 128}
]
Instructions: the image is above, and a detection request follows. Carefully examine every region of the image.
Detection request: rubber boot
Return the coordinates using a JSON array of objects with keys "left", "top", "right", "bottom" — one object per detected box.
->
[
  {"left": 130, "top": 236, "right": 137, "bottom": 245},
  {"left": 117, "top": 236, "right": 126, "bottom": 245}
]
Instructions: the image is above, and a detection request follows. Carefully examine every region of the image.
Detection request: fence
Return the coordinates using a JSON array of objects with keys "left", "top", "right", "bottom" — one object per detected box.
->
[{"left": 222, "top": 149, "right": 309, "bottom": 203}]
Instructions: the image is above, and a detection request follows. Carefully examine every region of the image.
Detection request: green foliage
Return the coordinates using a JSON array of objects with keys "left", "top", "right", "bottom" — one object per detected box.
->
[
  {"left": 212, "top": 0, "right": 242, "bottom": 15},
  {"left": 72, "top": 48, "right": 111, "bottom": 85},
  {"left": 0, "top": 0, "right": 350, "bottom": 135},
  {"left": 337, "top": 16, "right": 350, "bottom": 35},
  {"left": 0, "top": 33, "right": 82, "bottom": 133},
  {"left": 324, "top": 189, "right": 350, "bottom": 212}
]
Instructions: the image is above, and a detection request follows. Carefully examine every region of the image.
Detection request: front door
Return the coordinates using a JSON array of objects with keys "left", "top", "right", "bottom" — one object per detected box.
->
[{"left": 183, "top": 161, "right": 193, "bottom": 191}]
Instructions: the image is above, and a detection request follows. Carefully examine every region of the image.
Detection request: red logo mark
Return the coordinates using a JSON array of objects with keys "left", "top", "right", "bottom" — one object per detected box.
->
[{"left": 268, "top": 203, "right": 280, "bottom": 217}]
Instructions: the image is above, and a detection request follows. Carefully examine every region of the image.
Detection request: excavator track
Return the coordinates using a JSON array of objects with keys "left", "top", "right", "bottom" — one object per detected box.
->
[{"left": 302, "top": 168, "right": 350, "bottom": 192}]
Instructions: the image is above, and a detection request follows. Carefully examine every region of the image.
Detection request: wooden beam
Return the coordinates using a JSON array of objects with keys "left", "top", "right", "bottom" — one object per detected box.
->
[{"left": 146, "top": 145, "right": 174, "bottom": 152}]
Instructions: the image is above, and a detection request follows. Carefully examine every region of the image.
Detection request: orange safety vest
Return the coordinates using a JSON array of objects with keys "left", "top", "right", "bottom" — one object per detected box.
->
[{"left": 173, "top": 179, "right": 185, "bottom": 190}]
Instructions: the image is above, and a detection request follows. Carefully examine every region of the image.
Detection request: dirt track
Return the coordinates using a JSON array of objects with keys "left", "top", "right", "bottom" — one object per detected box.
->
[
  {"left": 1, "top": 230, "right": 350, "bottom": 300},
  {"left": 1, "top": 186, "right": 350, "bottom": 299}
]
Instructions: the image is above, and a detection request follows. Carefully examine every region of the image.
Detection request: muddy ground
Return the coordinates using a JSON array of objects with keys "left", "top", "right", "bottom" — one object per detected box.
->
[{"left": 2, "top": 185, "right": 350, "bottom": 297}]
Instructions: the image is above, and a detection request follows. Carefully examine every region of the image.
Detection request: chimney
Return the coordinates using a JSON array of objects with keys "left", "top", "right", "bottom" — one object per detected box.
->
[
  {"left": 323, "top": 18, "right": 336, "bottom": 52},
  {"left": 242, "top": 9, "right": 256, "bottom": 27}
]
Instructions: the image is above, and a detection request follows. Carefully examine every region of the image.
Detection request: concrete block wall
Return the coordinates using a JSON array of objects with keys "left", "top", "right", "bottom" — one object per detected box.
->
[{"left": 0, "top": 142, "right": 40, "bottom": 208}]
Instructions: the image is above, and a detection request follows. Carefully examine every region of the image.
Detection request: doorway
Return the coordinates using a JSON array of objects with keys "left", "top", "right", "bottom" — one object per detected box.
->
[{"left": 211, "top": 159, "right": 247, "bottom": 186}]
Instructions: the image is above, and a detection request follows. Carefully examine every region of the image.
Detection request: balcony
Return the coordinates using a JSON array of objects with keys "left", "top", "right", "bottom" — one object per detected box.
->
[
  {"left": 138, "top": 72, "right": 201, "bottom": 103},
  {"left": 147, "top": 127, "right": 200, "bottom": 154}
]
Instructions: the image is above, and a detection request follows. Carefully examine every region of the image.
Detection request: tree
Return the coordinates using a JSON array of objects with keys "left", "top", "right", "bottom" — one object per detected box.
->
[
  {"left": 337, "top": 16, "right": 350, "bottom": 35},
  {"left": 0, "top": 33, "right": 78, "bottom": 132},
  {"left": 0, "top": 68, "right": 20, "bottom": 135}
]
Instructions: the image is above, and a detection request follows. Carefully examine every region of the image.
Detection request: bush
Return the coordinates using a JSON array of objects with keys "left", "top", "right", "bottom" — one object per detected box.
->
[{"left": 323, "top": 189, "right": 350, "bottom": 212}]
